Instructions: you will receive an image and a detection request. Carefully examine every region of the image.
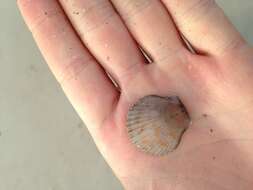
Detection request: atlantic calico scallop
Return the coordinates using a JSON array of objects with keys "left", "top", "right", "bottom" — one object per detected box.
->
[{"left": 127, "top": 95, "right": 190, "bottom": 156}]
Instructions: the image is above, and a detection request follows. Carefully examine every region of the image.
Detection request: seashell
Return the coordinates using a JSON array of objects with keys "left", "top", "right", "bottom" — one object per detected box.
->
[{"left": 127, "top": 95, "right": 190, "bottom": 156}]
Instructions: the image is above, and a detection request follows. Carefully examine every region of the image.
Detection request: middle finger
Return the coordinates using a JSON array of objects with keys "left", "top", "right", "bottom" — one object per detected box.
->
[{"left": 59, "top": 0, "right": 147, "bottom": 86}]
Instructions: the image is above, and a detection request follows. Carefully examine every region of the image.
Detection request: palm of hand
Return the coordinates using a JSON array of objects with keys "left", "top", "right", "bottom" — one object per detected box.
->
[{"left": 100, "top": 47, "right": 253, "bottom": 189}]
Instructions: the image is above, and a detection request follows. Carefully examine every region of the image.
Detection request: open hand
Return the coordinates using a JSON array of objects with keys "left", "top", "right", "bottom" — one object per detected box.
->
[{"left": 18, "top": 0, "right": 253, "bottom": 189}]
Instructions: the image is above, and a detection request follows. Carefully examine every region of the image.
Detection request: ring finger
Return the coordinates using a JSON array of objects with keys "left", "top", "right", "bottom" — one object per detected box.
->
[{"left": 110, "top": 0, "right": 189, "bottom": 70}]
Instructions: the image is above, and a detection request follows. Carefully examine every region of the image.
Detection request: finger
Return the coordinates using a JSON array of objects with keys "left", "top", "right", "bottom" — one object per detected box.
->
[
  {"left": 59, "top": 0, "right": 146, "bottom": 87},
  {"left": 18, "top": 0, "right": 119, "bottom": 131},
  {"left": 110, "top": 0, "right": 187, "bottom": 66},
  {"left": 162, "top": 0, "right": 246, "bottom": 56}
]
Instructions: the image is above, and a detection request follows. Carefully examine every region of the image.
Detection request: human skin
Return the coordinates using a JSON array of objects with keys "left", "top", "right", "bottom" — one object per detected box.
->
[{"left": 18, "top": 0, "right": 253, "bottom": 189}]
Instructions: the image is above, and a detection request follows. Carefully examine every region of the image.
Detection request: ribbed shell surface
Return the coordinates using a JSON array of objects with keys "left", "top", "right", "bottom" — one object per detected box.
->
[{"left": 127, "top": 96, "right": 189, "bottom": 156}]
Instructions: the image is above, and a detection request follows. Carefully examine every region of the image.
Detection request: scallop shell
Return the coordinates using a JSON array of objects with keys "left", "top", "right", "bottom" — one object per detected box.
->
[{"left": 127, "top": 95, "right": 190, "bottom": 156}]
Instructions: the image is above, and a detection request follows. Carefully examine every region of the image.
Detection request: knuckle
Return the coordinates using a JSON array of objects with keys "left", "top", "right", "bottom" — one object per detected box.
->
[
  {"left": 185, "top": 0, "right": 216, "bottom": 15},
  {"left": 217, "top": 37, "right": 247, "bottom": 57},
  {"left": 155, "top": 43, "right": 188, "bottom": 65},
  {"left": 58, "top": 56, "right": 94, "bottom": 86},
  {"left": 29, "top": 9, "right": 62, "bottom": 33},
  {"left": 71, "top": 0, "right": 117, "bottom": 33},
  {"left": 120, "top": 62, "right": 144, "bottom": 83},
  {"left": 177, "top": 0, "right": 216, "bottom": 27},
  {"left": 118, "top": 0, "right": 153, "bottom": 21}
]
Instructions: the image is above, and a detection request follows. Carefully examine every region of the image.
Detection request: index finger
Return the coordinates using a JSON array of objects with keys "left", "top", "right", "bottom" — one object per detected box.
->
[{"left": 17, "top": 0, "right": 119, "bottom": 131}]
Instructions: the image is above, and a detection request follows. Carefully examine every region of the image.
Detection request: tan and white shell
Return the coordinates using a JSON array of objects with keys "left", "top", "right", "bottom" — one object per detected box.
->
[{"left": 127, "top": 95, "right": 190, "bottom": 156}]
